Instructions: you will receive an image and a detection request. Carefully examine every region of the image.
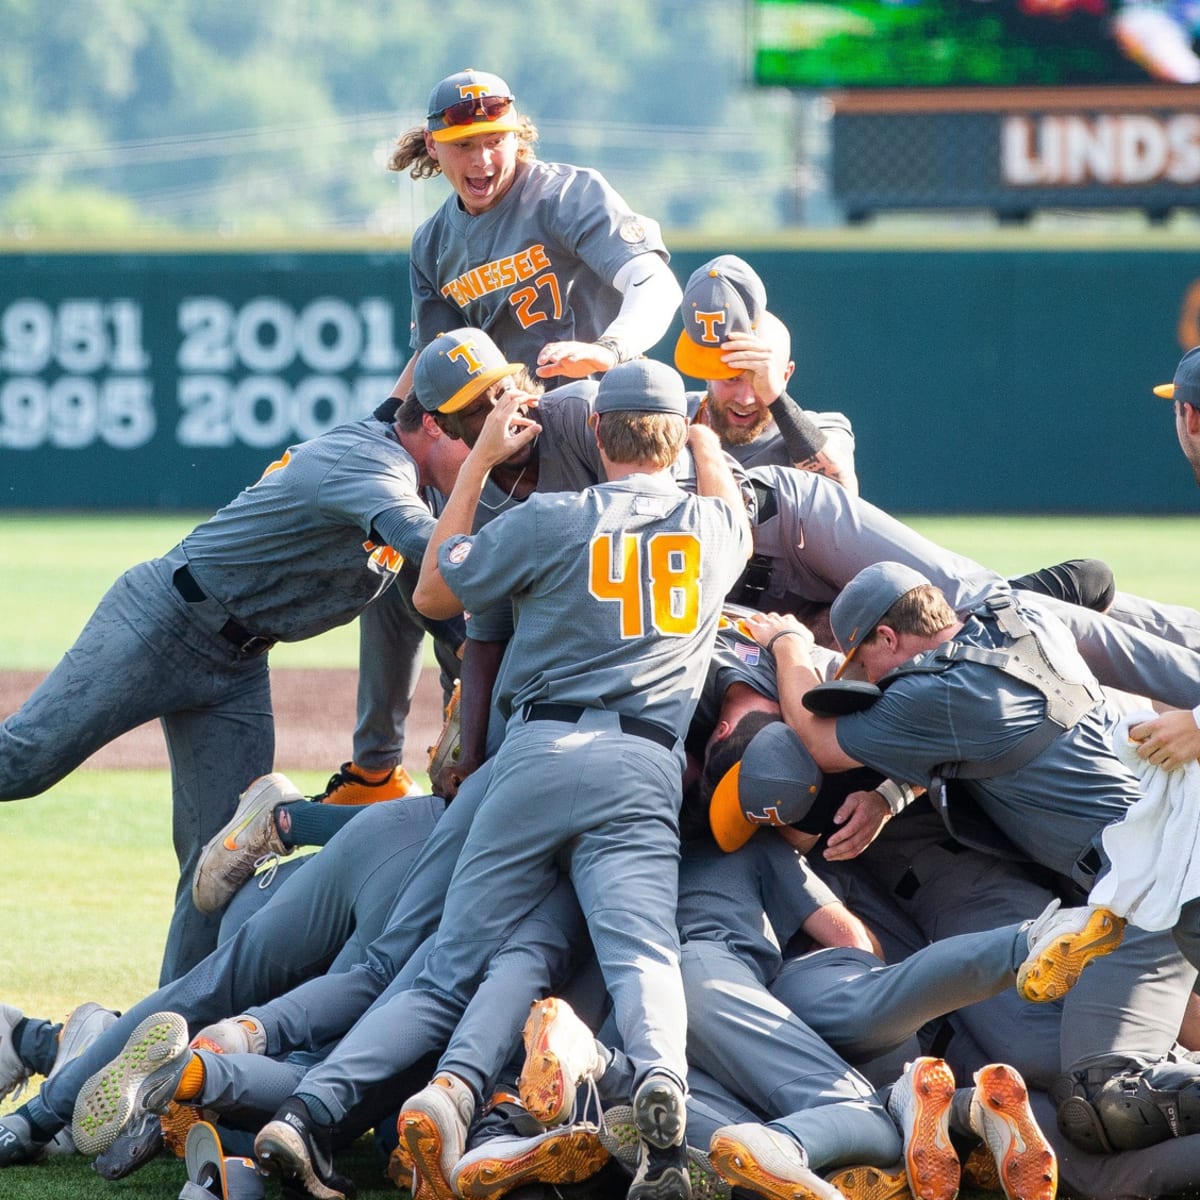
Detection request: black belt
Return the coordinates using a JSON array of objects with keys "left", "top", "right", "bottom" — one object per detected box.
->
[
  {"left": 172, "top": 565, "right": 276, "bottom": 658},
  {"left": 523, "top": 702, "right": 676, "bottom": 751}
]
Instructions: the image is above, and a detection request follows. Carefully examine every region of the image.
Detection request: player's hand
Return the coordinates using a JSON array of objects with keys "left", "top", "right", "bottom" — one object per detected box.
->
[
  {"left": 744, "top": 610, "right": 814, "bottom": 655},
  {"left": 718, "top": 330, "right": 789, "bottom": 407},
  {"left": 1129, "top": 709, "right": 1200, "bottom": 771},
  {"left": 823, "top": 789, "right": 891, "bottom": 861},
  {"left": 431, "top": 755, "right": 481, "bottom": 801},
  {"left": 535, "top": 341, "right": 618, "bottom": 379},
  {"left": 470, "top": 388, "right": 541, "bottom": 469}
]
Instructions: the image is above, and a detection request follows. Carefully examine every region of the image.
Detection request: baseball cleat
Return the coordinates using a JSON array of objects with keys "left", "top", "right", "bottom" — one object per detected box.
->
[
  {"left": 193, "top": 774, "right": 298, "bottom": 914},
  {"left": 826, "top": 1164, "right": 911, "bottom": 1200},
  {"left": 518, "top": 996, "right": 606, "bottom": 1126},
  {"left": 386, "top": 1139, "right": 414, "bottom": 1191},
  {"left": 313, "top": 761, "right": 415, "bottom": 805},
  {"left": 0, "top": 1113, "right": 50, "bottom": 1167},
  {"left": 709, "top": 1124, "right": 845, "bottom": 1200},
  {"left": 959, "top": 1145, "right": 1001, "bottom": 1193},
  {"left": 0, "top": 1003, "right": 31, "bottom": 1103},
  {"left": 599, "top": 1104, "right": 730, "bottom": 1200},
  {"left": 886, "top": 1058, "right": 960, "bottom": 1200},
  {"left": 968, "top": 1064, "right": 1055, "bottom": 1200},
  {"left": 1017, "top": 901, "right": 1125, "bottom": 1003},
  {"left": 45, "top": 1001, "right": 121, "bottom": 1155},
  {"left": 630, "top": 1073, "right": 691, "bottom": 1200},
  {"left": 255, "top": 1097, "right": 354, "bottom": 1200},
  {"left": 452, "top": 1123, "right": 610, "bottom": 1198},
  {"left": 190, "top": 1014, "right": 267, "bottom": 1056},
  {"left": 398, "top": 1074, "right": 475, "bottom": 1200},
  {"left": 91, "top": 1109, "right": 164, "bottom": 1180},
  {"left": 72, "top": 1011, "right": 191, "bottom": 1156}
]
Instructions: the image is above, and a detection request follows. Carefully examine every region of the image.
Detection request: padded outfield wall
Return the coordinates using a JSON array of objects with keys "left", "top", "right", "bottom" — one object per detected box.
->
[{"left": 1, "top": 242, "right": 1197, "bottom": 513}]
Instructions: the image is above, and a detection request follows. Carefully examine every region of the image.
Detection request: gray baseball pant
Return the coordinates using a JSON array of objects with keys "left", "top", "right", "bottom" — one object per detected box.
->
[
  {"left": 0, "top": 557, "right": 274, "bottom": 984},
  {"left": 22, "top": 795, "right": 443, "bottom": 1133}
]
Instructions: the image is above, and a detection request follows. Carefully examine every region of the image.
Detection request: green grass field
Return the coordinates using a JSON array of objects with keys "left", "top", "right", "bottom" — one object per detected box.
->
[
  {"left": 2, "top": 511, "right": 1196, "bottom": 670},
  {"left": 0, "top": 510, "right": 1196, "bottom": 1197}
]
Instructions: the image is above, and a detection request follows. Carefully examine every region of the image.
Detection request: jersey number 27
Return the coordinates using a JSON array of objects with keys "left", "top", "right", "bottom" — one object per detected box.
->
[{"left": 588, "top": 532, "right": 701, "bottom": 638}]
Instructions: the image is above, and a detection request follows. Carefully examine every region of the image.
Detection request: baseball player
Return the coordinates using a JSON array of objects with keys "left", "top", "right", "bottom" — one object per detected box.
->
[
  {"left": 393, "top": 68, "right": 681, "bottom": 387},
  {"left": 319, "top": 66, "right": 684, "bottom": 801},
  {"left": 376, "top": 360, "right": 750, "bottom": 1200},
  {"left": 0, "top": 397, "right": 469, "bottom": 984},
  {"left": 0, "top": 785, "right": 449, "bottom": 1166},
  {"left": 674, "top": 254, "right": 858, "bottom": 492},
  {"left": 1157, "top": 344, "right": 1200, "bottom": 488},
  {"left": 750, "top": 567, "right": 1200, "bottom": 1130},
  {"left": 740, "top": 461, "right": 1200, "bottom": 708}
]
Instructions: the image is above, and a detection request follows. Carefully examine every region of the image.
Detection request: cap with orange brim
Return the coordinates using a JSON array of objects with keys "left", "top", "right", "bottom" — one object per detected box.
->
[
  {"left": 1154, "top": 346, "right": 1200, "bottom": 407},
  {"left": 708, "top": 721, "right": 823, "bottom": 853},
  {"left": 829, "top": 561, "right": 932, "bottom": 680},
  {"left": 414, "top": 328, "right": 523, "bottom": 414},
  {"left": 674, "top": 255, "right": 767, "bottom": 382}
]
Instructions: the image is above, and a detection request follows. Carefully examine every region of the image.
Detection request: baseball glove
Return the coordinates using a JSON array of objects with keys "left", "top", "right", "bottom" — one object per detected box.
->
[{"left": 427, "top": 680, "right": 462, "bottom": 784}]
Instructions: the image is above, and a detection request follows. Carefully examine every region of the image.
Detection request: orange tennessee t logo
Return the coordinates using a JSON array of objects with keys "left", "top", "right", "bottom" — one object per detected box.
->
[
  {"left": 692, "top": 309, "right": 728, "bottom": 346},
  {"left": 458, "top": 82, "right": 488, "bottom": 101},
  {"left": 447, "top": 340, "right": 486, "bottom": 376}
]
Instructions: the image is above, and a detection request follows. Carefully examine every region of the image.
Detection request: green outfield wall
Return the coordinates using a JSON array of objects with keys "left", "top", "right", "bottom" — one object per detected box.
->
[{"left": 1, "top": 246, "right": 1196, "bottom": 513}]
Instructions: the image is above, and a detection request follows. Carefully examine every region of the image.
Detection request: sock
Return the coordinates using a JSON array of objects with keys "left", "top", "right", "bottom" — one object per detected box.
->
[
  {"left": 296, "top": 1092, "right": 337, "bottom": 1127},
  {"left": 349, "top": 761, "right": 394, "bottom": 782},
  {"left": 175, "top": 1053, "right": 206, "bottom": 1102},
  {"left": 16, "top": 1018, "right": 63, "bottom": 1078},
  {"left": 282, "top": 801, "right": 368, "bottom": 848}
]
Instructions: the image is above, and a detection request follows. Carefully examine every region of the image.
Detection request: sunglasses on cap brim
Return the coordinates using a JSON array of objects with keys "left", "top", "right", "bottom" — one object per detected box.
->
[{"left": 429, "top": 95, "right": 514, "bottom": 127}]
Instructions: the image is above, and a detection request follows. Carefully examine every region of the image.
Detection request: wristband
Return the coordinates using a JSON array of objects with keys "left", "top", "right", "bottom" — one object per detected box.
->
[
  {"left": 594, "top": 335, "right": 630, "bottom": 365},
  {"left": 875, "top": 778, "right": 915, "bottom": 816},
  {"left": 768, "top": 392, "right": 828, "bottom": 460},
  {"left": 766, "top": 629, "right": 806, "bottom": 654},
  {"left": 1192, "top": 704, "right": 1200, "bottom": 728}
]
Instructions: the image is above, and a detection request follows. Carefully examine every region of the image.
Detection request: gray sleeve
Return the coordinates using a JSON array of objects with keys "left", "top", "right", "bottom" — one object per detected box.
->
[{"left": 759, "top": 837, "right": 841, "bottom": 945}]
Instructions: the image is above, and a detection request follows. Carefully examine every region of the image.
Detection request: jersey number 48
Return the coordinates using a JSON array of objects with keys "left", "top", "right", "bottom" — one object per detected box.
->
[{"left": 588, "top": 532, "right": 701, "bottom": 638}]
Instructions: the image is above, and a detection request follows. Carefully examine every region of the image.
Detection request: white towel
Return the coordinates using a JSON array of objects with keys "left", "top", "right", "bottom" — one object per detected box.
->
[{"left": 1089, "top": 709, "right": 1200, "bottom": 931}]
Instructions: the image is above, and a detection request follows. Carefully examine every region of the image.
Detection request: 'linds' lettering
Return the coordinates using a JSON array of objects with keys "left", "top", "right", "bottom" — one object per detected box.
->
[{"left": 1003, "top": 114, "right": 1200, "bottom": 186}]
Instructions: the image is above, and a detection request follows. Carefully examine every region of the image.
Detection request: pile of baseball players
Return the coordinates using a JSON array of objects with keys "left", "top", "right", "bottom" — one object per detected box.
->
[{"left": 3, "top": 67, "right": 1200, "bottom": 1200}]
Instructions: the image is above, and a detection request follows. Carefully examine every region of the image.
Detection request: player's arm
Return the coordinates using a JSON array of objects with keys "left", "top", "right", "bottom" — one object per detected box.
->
[
  {"left": 688, "top": 422, "right": 753, "bottom": 552},
  {"left": 801, "top": 901, "right": 881, "bottom": 956},
  {"left": 535, "top": 253, "right": 681, "bottom": 379},
  {"left": 1129, "top": 706, "right": 1200, "bottom": 770},
  {"left": 743, "top": 610, "right": 861, "bottom": 772},
  {"left": 718, "top": 328, "right": 857, "bottom": 493},
  {"left": 414, "top": 391, "right": 541, "bottom": 619},
  {"left": 432, "top": 637, "right": 507, "bottom": 800}
]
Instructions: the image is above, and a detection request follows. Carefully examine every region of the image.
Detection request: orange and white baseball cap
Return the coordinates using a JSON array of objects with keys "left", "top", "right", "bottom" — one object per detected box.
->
[
  {"left": 708, "top": 721, "right": 823, "bottom": 853},
  {"left": 674, "top": 255, "right": 768, "bottom": 381},
  {"left": 1154, "top": 346, "right": 1200, "bottom": 407},
  {"left": 426, "top": 69, "right": 522, "bottom": 143}
]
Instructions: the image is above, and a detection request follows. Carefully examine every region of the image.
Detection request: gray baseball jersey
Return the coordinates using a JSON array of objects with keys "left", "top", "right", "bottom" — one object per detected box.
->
[
  {"left": 441, "top": 475, "right": 750, "bottom": 732},
  {"left": 182, "top": 418, "right": 433, "bottom": 641},
  {"left": 750, "top": 463, "right": 1200, "bottom": 708},
  {"left": 834, "top": 597, "right": 1142, "bottom": 880},
  {"left": 0, "top": 416, "right": 436, "bottom": 983},
  {"left": 676, "top": 835, "right": 838, "bottom": 985},
  {"left": 409, "top": 159, "right": 669, "bottom": 375}
]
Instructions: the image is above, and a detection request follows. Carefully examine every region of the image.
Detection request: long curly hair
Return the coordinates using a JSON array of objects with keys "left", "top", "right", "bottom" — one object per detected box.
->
[{"left": 387, "top": 117, "right": 540, "bottom": 180}]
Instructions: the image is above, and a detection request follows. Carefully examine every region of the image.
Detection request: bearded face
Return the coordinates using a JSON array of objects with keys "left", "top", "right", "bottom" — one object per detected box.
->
[{"left": 704, "top": 377, "right": 774, "bottom": 446}]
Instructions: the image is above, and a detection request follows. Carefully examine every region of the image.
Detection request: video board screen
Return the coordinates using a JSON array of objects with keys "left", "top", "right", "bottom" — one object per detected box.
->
[{"left": 751, "top": 1, "right": 1200, "bottom": 88}]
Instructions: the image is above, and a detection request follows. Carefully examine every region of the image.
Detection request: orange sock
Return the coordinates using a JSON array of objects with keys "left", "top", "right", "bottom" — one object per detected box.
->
[{"left": 174, "top": 1054, "right": 206, "bottom": 1102}]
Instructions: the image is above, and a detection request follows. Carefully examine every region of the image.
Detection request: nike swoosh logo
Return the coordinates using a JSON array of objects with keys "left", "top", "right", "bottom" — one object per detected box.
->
[
  {"left": 223, "top": 807, "right": 265, "bottom": 850},
  {"left": 631, "top": 276, "right": 653, "bottom": 287}
]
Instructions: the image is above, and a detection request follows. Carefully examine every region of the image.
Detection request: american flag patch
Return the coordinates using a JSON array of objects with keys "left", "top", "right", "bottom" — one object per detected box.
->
[{"left": 734, "top": 642, "right": 760, "bottom": 665}]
